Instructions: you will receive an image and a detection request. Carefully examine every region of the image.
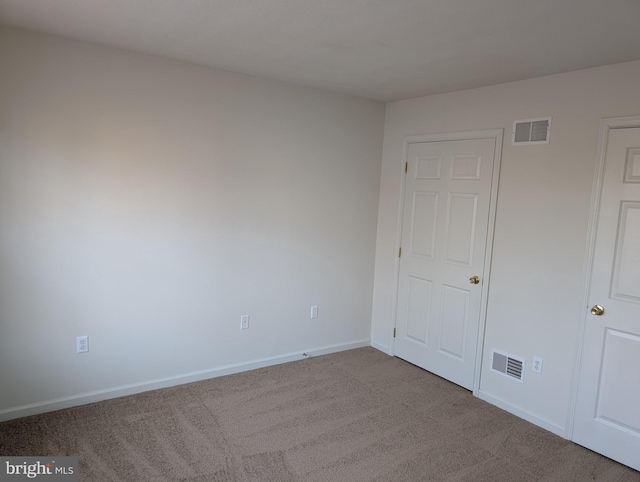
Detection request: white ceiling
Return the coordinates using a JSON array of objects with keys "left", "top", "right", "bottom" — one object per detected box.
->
[{"left": 1, "top": 0, "right": 639, "bottom": 102}]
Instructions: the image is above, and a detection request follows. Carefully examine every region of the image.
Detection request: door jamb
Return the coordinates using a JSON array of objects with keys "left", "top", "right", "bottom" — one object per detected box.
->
[
  {"left": 390, "top": 129, "right": 503, "bottom": 397},
  {"left": 567, "top": 115, "right": 640, "bottom": 439}
]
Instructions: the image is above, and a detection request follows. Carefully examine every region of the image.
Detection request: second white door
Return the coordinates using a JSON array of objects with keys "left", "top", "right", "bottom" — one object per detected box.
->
[
  {"left": 395, "top": 137, "right": 497, "bottom": 390},
  {"left": 572, "top": 124, "right": 640, "bottom": 471}
]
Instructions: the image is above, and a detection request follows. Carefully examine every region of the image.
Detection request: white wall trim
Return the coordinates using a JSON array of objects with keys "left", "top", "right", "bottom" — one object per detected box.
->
[
  {"left": 567, "top": 114, "right": 640, "bottom": 439},
  {"left": 0, "top": 339, "right": 370, "bottom": 422},
  {"left": 391, "top": 129, "right": 504, "bottom": 398},
  {"left": 478, "top": 389, "right": 567, "bottom": 438}
]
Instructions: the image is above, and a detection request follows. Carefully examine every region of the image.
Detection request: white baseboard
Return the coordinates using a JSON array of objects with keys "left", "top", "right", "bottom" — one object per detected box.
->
[
  {"left": 477, "top": 389, "right": 567, "bottom": 438},
  {"left": 0, "top": 339, "right": 370, "bottom": 422}
]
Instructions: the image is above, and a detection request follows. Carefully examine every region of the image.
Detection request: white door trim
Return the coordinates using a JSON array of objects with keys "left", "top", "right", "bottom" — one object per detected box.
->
[
  {"left": 390, "top": 129, "right": 503, "bottom": 396},
  {"left": 568, "top": 114, "right": 640, "bottom": 439}
]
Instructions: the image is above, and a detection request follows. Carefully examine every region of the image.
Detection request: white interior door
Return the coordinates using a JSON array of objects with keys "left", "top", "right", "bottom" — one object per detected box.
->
[
  {"left": 394, "top": 137, "right": 497, "bottom": 390},
  {"left": 573, "top": 125, "right": 640, "bottom": 471}
]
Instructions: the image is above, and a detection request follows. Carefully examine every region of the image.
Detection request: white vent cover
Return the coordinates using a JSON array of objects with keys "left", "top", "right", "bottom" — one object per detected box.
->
[
  {"left": 491, "top": 350, "right": 525, "bottom": 382},
  {"left": 512, "top": 117, "right": 551, "bottom": 145}
]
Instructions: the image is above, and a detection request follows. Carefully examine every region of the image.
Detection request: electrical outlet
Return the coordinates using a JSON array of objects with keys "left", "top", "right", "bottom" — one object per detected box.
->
[
  {"left": 240, "top": 315, "right": 249, "bottom": 330},
  {"left": 532, "top": 356, "right": 543, "bottom": 374},
  {"left": 310, "top": 305, "right": 318, "bottom": 319},
  {"left": 77, "top": 336, "right": 89, "bottom": 353}
]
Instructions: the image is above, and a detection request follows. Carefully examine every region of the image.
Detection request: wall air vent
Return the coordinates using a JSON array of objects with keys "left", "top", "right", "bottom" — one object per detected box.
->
[
  {"left": 491, "top": 350, "right": 524, "bottom": 382},
  {"left": 512, "top": 117, "right": 551, "bottom": 145}
]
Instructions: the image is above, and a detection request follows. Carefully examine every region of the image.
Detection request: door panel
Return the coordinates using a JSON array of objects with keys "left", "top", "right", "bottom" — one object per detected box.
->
[
  {"left": 410, "top": 192, "right": 438, "bottom": 259},
  {"left": 438, "top": 285, "right": 469, "bottom": 359},
  {"left": 596, "top": 329, "right": 640, "bottom": 433},
  {"left": 395, "top": 137, "right": 496, "bottom": 390},
  {"left": 406, "top": 276, "right": 431, "bottom": 344},
  {"left": 573, "top": 126, "right": 640, "bottom": 471},
  {"left": 611, "top": 202, "right": 640, "bottom": 302},
  {"left": 445, "top": 193, "right": 478, "bottom": 266}
]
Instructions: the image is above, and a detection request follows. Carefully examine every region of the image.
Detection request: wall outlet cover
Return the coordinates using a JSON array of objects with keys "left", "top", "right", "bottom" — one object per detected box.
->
[
  {"left": 77, "top": 336, "right": 89, "bottom": 353},
  {"left": 240, "top": 315, "right": 249, "bottom": 330},
  {"left": 532, "top": 356, "right": 543, "bottom": 374}
]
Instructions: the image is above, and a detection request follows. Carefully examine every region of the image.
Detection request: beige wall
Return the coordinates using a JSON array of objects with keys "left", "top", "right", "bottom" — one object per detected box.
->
[
  {"left": 0, "top": 27, "right": 385, "bottom": 418},
  {"left": 371, "top": 60, "right": 640, "bottom": 435}
]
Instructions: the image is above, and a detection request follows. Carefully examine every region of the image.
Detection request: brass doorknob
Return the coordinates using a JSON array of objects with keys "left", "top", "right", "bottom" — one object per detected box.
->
[
  {"left": 590, "top": 305, "right": 605, "bottom": 316},
  {"left": 469, "top": 276, "right": 480, "bottom": 285}
]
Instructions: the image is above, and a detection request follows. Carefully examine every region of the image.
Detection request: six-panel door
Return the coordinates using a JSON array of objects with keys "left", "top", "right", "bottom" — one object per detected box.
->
[
  {"left": 395, "top": 138, "right": 496, "bottom": 390},
  {"left": 573, "top": 126, "right": 640, "bottom": 471}
]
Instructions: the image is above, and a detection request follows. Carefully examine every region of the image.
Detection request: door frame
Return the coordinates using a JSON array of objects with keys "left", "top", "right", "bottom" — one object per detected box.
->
[
  {"left": 390, "top": 129, "right": 504, "bottom": 396},
  {"left": 568, "top": 114, "right": 640, "bottom": 438}
]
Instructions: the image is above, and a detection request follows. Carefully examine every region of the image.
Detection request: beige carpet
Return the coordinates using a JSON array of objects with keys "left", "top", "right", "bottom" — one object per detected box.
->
[{"left": 1, "top": 347, "right": 639, "bottom": 481}]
